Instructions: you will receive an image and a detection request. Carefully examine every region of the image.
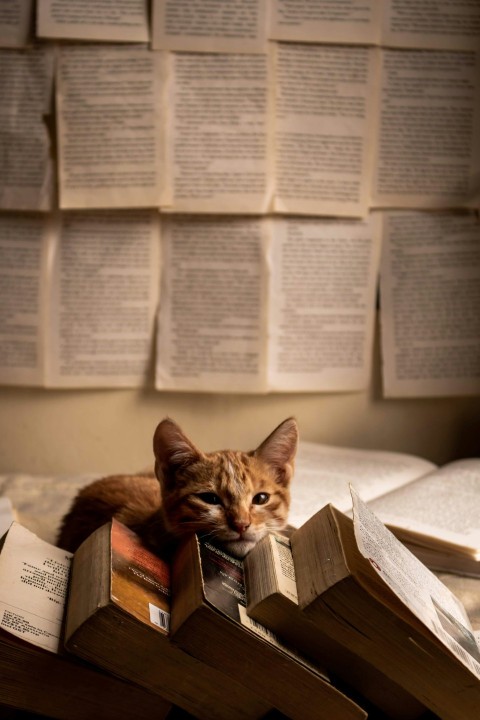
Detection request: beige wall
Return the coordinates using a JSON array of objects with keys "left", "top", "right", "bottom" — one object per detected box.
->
[{"left": 1, "top": 329, "right": 478, "bottom": 475}]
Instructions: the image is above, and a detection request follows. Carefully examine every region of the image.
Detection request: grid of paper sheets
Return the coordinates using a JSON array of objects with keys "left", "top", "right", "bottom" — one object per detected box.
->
[{"left": 0, "top": 0, "right": 479, "bottom": 396}]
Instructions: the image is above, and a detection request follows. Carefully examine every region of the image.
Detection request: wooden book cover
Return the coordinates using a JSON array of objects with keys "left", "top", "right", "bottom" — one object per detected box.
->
[
  {"left": 245, "top": 531, "right": 427, "bottom": 720},
  {"left": 65, "top": 519, "right": 271, "bottom": 720},
  {"left": 291, "top": 493, "right": 480, "bottom": 720},
  {"left": 170, "top": 534, "right": 367, "bottom": 720},
  {"left": 0, "top": 521, "right": 170, "bottom": 720}
]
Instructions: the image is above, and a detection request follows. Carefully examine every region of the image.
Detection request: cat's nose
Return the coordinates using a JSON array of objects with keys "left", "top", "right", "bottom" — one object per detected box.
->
[{"left": 232, "top": 520, "right": 251, "bottom": 534}]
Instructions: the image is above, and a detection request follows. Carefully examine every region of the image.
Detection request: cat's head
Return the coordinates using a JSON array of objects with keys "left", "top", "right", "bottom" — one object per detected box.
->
[{"left": 153, "top": 417, "right": 298, "bottom": 558}]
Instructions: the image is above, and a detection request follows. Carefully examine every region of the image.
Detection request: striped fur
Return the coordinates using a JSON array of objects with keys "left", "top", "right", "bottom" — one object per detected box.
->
[{"left": 57, "top": 417, "right": 298, "bottom": 559}]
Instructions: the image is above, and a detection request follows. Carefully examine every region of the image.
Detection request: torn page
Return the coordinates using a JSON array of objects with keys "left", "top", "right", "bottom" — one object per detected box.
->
[{"left": 0, "top": 46, "right": 54, "bottom": 210}]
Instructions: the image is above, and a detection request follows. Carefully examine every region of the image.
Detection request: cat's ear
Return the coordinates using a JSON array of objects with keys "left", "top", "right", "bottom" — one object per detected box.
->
[
  {"left": 253, "top": 417, "right": 298, "bottom": 487},
  {"left": 153, "top": 418, "right": 202, "bottom": 487}
]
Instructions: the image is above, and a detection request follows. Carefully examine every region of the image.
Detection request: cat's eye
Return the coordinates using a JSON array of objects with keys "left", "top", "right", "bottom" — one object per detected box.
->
[
  {"left": 252, "top": 492, "right": 270, "bottom": 505},
  {"left": 196, "top": 492, "right": 222, "bottom": 505}
]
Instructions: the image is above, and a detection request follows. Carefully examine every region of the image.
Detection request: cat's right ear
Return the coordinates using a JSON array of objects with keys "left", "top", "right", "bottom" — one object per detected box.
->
[
  {"left": 153, "top": 418, "right": 202, "bottom": 488},
  {"left": 253, "top": 416, "right": 298, "bottom": 488}
]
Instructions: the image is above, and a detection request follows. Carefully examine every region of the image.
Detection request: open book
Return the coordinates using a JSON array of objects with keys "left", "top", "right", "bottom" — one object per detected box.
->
[
  {"left": 290, "top": 492, "right": 480, "bottom": 720},
  {"left": 290, "top": 442, "right": 480, "bottom": 576},
  {"left": 0, "top": 522, "right": 171, "bottom": 719},
  {"left": 170, "top": 534, "right": 366, "bottom": 720},
  {"left": 65, "top": 519, "right": 271, "bottom": 720},
  {"left": 244, "top": 530, "right": 427, "bottom": 720}
]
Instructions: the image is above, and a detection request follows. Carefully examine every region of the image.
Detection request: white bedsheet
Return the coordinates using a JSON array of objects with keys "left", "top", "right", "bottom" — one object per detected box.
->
[{"left": 0, "top": 473, "right": 98, "bottom": 545}]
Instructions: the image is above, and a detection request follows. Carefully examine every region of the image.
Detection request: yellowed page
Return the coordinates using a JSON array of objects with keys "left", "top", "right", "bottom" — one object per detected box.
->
[
  {"left": 369, "top": 459, "right": 480, "bottom": 555},
  {"left": 267, "top": 214, "right": 381, "bottom": 392},
  {"left": 380, "top": 210, "right": 480, "bottom": 398},
  {"left": 0, "top": 213, "right": 50, "bottom": 387},
  {"left": 0, "top": 46, "right": 54, "bottom": 210},
  {"left": 152, "top": 0, "right": 267, "bottom": 53},
  {"left": 37, "top": 0, "right": 149, "bottom": 42},
  {"left": 289, "top": 441, "right": 437, "bottom": 528},
  {"left": 155, "top": 216, "right": 269, "bottom": 393},
  {"left": 56, "top": 44, "right": 165, "bottom": 209},
  {"left": 382, "top": 0, "right": 480, "bottom": 51},
  {"left": 353, "top": 489, "right": 480, "bottom": 678},
  {"left": 372, "top": 49, "right": 480, "bottom": 209},
  {"left": 166, "top": 51, "right": 272, "bottom": 213},
  {"left": 0, "top": 0, "right": 33, "bottom": 47},
  {"left": 0, "top": 523, "right": 72, "bottom": 653},
  {"left": 273, "top": 43, "right": 380, "bottom": 217},
  {"left": 46, "top": 211, "right": 160, "bottom": 388},
  {"left": 269, "top": 0, "right": 380, "bottom": 45}
]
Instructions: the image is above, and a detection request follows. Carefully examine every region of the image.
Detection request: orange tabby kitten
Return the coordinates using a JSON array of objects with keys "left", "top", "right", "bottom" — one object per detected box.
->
[{"left": 57, "top": 416, "right": 298, "bottom": 559}]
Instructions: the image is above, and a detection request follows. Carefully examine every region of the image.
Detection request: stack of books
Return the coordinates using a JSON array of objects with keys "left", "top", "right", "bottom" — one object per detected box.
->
[{"left": 1, "top": 453, "right": 479, "bottom": 719}]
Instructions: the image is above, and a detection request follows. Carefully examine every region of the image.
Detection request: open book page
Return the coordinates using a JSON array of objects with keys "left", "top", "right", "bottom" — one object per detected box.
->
[
  {"left": 0, "top": 46, "right": 54, "bottom": 210},
  {"left": 372, "top": 49, "right": 480, "bottom": 209},
  {"left": 273, "top": 43, "right": 379, "bottom": 217},
  {"left": 382, "top": 0, "right": 480, "bottom": 51},
  {"left": 46, "top": 210, "right": 160, "bottom": 388},
  {"left": 267, "top": 214, "right": 381, "bottom": 392},
  {"left": 56, "top": 44, "right": 165, "bottom": 209},
  {"left": 288, "top": 441, "right": 437, "bottom": 528},
  {"left": 380, "top": 210, "right": 480, "bottom": 398},
  {"left": 438, "top": 573, "right": 480, "bottom": 634},
  {"left": 37, "top": 0, "right": 149, "bottom": 42},
  {"left": 368, "top": 459, "right": 480, "bottom": 555},
  {"left": 155, "top": 216, "right": 269, "bottom": 393},
  {"left": 0, "top": 0, "right": 33, "bottom": 47},
  {"left": 269, "top": 0, "right": 380, "bottom": 45},
  {"left": 152, "top": 0, "right": 267, "bottom": 53},
  {"left": 352, "top": 489, "right": 480, "bottom": 679},
  {"left": 166, "top": 51, "right": 272, "bottom": 214},
  {"left": 0, "top": 523, "right": 72, "bottom": 653},
  {"left": 0, "top": 213, "right": 50, "bottom": 387}
]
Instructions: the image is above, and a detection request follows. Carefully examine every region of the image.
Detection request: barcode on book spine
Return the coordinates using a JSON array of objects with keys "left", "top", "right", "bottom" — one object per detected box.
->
[{"left": 148, "top": 602, "right": 170, "bottom": 632}]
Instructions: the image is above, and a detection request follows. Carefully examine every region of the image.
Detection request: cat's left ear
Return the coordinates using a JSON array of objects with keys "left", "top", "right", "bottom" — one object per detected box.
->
[{"left": 253, "top": 417, "right": 298, "bottom": 487}]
